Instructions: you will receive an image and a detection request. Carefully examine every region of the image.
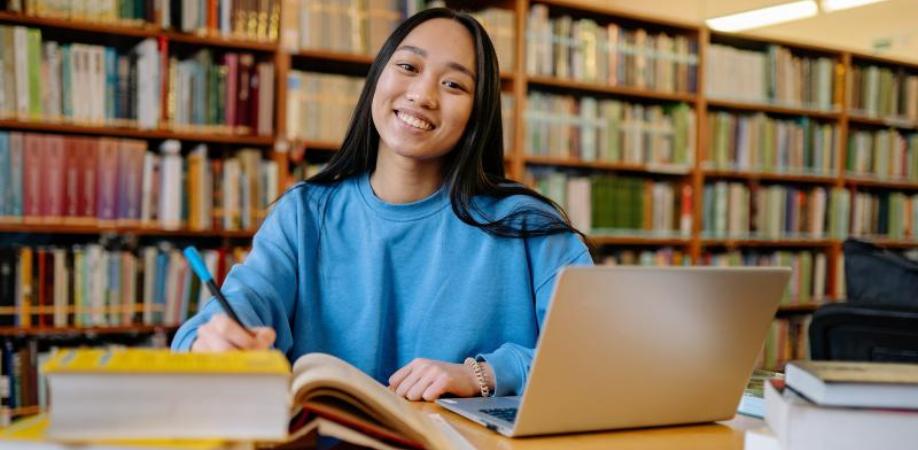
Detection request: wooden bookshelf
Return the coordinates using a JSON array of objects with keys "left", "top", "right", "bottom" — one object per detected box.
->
[
  {"left": 590, "top": 235, "right": 690, "bottom": 246},
  {"left": 847, "top": 114, "right": 918, "bottom": 131},
  {"left": 701, "top": 238, "right": 837, "bottom": 248},
  {"left": 0, "top": 119, "right": 274, "bottom": 146},
  {"left": 0, "top": 325, "right": 179, "bottom": 337},
  {"left": 844, "top": 176, "right": 918, "bottom": 191},
  {"left": 525, "top": 156, "right": 692, "bottom": 175},
  {"left": 706, "top": 99, "right": 841, "bottom": 120},
  {"left": 0, "top": 11, "right": 159, "bottom": 37},
  {"left": 290, "top": 49, "right": 375, "bottom": 65},
  {"left": 527, "top": 75, "right": 697, "bottom": 103},
  {"left": 702, "top": 169, "right": 838, "bottom": 185},
  {"left": 0, "top": 224, "right": 256, "bottom": 238}
]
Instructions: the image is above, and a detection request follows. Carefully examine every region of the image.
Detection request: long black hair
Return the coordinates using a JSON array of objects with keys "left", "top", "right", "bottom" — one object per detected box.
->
[{"left": 308, "top": 7, "right": 586, "bottom": 241}]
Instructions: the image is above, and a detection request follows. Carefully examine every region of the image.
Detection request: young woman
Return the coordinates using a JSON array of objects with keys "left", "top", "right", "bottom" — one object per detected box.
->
[{"left": 172, "top": 8, "right": 592, "bottom": 402}]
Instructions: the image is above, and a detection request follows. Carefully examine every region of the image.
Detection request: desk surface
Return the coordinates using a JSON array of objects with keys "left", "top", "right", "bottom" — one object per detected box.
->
[{"left": 411, "top": 402, "right": 763, "bottom": 450}]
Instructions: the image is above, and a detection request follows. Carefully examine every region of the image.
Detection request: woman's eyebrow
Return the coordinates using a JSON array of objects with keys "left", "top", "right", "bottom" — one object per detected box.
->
[{"left": 395, "top": 44, "right": 477, "bottom": 81}]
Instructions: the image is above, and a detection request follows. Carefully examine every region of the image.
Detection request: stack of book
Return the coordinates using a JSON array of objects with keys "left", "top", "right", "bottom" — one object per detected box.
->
[
  {"left": 848, "top": 64, "right": 918, "bottom": 123},
  {"left": 849, "top": 190, "right": 918, "bottom": 240},
  {"left": 0, "top": 348, "right": 468, "bottom": 449},
  {"left": 702, "top": 250, "right": 830, "bottom": 306},
  {"left": 701, "top": 182, "right": 829, "bottom": 240},
  {"left": 746, "top": 361, "right": 918, "bottom": 449},
  {"left": 526, "top": 4, "right": 698, "bottom": 92},
  {"left": 706, "top": 43, "right": 839, "bottom": 110},
  {"left": 600, "top": 247, "right": 688, "bottom": 266},
  {"left": 285, "top": 71, "right": 364, "bottom": 144},
  {"left": 705, "top": 112, "right": 838, "bottom": 176},
  {"left": 846, "top": 128, "right": 918, "bottom": 182},
  {"left": 528, "top": 170, "right": 692, "bottom": 237},
  {"left": 0, "top": 243, "right": 248, "bottom": 329}
]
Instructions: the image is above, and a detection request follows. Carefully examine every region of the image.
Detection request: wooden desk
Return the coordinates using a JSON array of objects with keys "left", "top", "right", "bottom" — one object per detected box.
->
[{"left": 411, "top": 402, "right": 763, "bottom": 450}]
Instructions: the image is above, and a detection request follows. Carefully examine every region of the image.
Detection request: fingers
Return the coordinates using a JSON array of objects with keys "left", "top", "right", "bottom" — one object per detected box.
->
[
  {"left": 388, "top": 363, "right": 414, "bottom": 389},
  {"left": 191, "top": 314, "right": 276, "bottom": 352},
  {"left": 394, "top": 362, "right": 426, "bottom": 398},
  {"left": 422, "top": 378, "right": 449, "bottom": 401},
  {"left": 388, "top": 359, "right": 456, "bottom": 402}
]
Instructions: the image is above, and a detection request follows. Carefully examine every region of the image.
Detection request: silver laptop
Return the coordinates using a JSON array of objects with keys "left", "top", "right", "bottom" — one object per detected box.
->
[{"left": 437, "top": 266, "right": 790, "bottom": 437}]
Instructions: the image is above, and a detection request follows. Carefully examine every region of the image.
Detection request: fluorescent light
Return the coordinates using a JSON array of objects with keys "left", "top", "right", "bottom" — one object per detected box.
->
[
  {"left": 821, "top": 0, "right": 888, "bottom": 12},
  {"left": 706, "top": 0, "right": 819, "bottom": 32}
]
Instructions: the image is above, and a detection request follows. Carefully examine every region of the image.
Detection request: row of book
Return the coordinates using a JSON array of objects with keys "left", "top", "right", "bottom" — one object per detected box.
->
[
  {"left": 0, "top": 26, "right": 274, "bottom": 135},
  {"left": 599, "top": 247, "right": 689, "bottom": 266},
  {"left": 280, "top": 0, "right": 422, "bottom": 56},
  {"left": 4, "top": 0, "right": 154, "bottom": 24},
  {"left": 701, "top": 182, "right": 831, "bottom": 239},
  {"left": 0, "top": 29, "right": 161, "bottom": 128},
  {"left": 704, "top": 250, "right": 830, "bottom": 306},
  {"left": 528, "top": 170, "right": 693, "bottom": 236},
  {"left": 468, "top": 7, "right": 517, "bottom": 73},
  {"left": 524, "top": 93, "right": 696, "bottom": 166},
  {"left": 0, "top": 132, "right": 279, "bottom": 232},
  {"left": 169, "top": 49, "right": 275, "bottom": 135},
  {"left": 0, "top": 244, "right": 248, "bottom": 328},
  {"left": 705, "top": 112, "right": 838, "bottom": 176},
  {"left": 526, "top": 4, "right": 698, "bottom": 92},
  {"left": 285, "top": 71, "right": 364, "bottom": 144},
  {"left": 849, "top": 191, "right": 918, "bottom": 240},
  {"left": 846, "top": 128, "right": 918, "bottom": 182},
  {"left": 5, "top": 0, "right": 281, "bottom": 42},
  {"left": 705, "top": 44, "right": 840, "bottom": 111},
  {"left": 758, "top": 316, "right": 811, "bottom": 372},
  {"left": 848, "top": 64, "right": 918, "bottom": 122}
]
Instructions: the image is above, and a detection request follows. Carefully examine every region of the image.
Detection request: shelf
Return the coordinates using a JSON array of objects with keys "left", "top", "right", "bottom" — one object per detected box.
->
[
  {"left": 845, "top": 176, "right": 918, "bottom": 191},
  {"left": 0, "top": 12, "right": 278, "bottom": 52},
  {"left": 0, "top": 11, "right": 158, "bottom": 37},
  {"left": 702, "top": 169, "right": 838, "bottom": 184},
  {"left": 11, "top": 406, "right": 41, "bottom": 418},
  {"left": 162, "top": 30, "right": 278, "bottom": 52},
  {"left": 525, "top": 156, "right": 692, "bottom": 175},
  {"left": 0, "top": 119, "right": 274, "bottom": 145},
  {"left": 701, "top": 238, "right": 837, "bottom": 248},
  {"left": 847, "top": 114, "right": 918, "bottom": 131},
  {"left": 855, "top": 238, "right": 918, "bottom": 249},
  {"left": 298, "top": 140, "right": 340, "bottom": 152},
  {"left": 0, "top": 325, "right": 179, "bottom": 337},
  {"left": 0, "top": 223, "right": 256, "bottom": 238},
  {"left": 706, "top": 99, "right": 840, "bottom": 120},
  {"left": 290, "top": 49, "right": 375, "bottom": 65},
  {"left": 589, "top": 235, "right": 690, "bottom": 246},
  {"left": 532, "top": 0, "right": 700, "bottom": 32},
  {"left": 527, "top": 76, "right": 697, "bottom": 103}
]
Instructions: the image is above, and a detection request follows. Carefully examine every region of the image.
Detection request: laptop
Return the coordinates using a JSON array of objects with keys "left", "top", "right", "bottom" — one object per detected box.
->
[{"left": 437, "top": 266, "right": 790, "bottom": 437}]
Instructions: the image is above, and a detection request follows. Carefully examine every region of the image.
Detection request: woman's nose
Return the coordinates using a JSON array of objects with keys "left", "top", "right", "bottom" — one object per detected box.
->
[{"left": 405, "top": 77, "right": 438, "bottom": 109}]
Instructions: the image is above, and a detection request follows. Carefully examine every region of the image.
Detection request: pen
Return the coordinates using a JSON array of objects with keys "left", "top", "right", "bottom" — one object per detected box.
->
[{"left": 183, "top": 246, "right": 254, "bottom": 336}]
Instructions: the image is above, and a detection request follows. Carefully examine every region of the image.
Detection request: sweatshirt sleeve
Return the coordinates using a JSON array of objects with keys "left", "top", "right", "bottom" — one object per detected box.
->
[
  {"left": 171, "top": 189, "right": 307, "bottom": 352},
  {"left": 477, "top": 246, "right": 593, "bottom": 397}
]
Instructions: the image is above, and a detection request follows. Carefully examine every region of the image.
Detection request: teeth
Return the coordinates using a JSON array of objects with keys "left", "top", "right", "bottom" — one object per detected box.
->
[{"left": 397, "top": 111, "right": 433, "bottom": 130}]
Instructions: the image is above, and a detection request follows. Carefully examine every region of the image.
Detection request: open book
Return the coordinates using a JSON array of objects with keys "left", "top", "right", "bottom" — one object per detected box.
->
[{"left": 43, "top": 349, "right": 461, "bottom": 450}]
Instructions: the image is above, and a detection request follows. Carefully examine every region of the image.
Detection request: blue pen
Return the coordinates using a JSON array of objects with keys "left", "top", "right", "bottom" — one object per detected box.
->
[{"left": 183, "top": 246, "right": 254, "bottom": 336}]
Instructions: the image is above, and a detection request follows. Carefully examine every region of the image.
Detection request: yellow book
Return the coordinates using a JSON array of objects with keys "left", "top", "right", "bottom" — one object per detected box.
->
[
  {"left": 0, "top": 413, "right": 252, "bottom": 449},
  {"left": 41, "top": 349, "right": 459, "bottom": 449}
]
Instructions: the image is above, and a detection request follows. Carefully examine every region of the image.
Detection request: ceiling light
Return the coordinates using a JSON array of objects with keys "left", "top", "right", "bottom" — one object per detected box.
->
[
  {"left": 821, "top": 0, "right": 889, "bottom": 12},
  {"left": 706, "top": 0, "right": 819, "bottom": 32}
]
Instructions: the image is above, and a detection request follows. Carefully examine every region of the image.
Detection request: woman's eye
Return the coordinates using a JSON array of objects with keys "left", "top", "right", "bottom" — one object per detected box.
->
[
  {"left": 396, "top": 63, "right": 416, "bottom": 72},
  {"left": 443, "top": 80, "right": 465, "bottom": 91}
]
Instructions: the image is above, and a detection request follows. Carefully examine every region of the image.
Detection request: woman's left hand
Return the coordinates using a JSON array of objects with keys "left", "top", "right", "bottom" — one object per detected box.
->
[{"left": 388, "top": 358, "right": 483, "bottom": 401}]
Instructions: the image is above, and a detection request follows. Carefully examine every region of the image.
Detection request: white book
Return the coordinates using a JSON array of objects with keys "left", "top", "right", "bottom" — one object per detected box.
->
[
  {"left": 766, "top": 378, "right": 918, "bottom": 450},
  {"left": 158, "top": 140, "right": 183, "bottom": 230},
  {"left": 141, "top": 246, "right": 157, "bottom": 326},
  {"left": 566, "top": 177, "right": 592, "bottom": 233},
  {"left": 135, "top": 39, "right": 161, "bottom": 130},
  {"left": 52, "top": 248, "right": 68, "bottom": 327},
  {"left": 12, "top": 27, "right": 29, "bottom": 118},
  {"left": 223, "top": 158, "right": 241, "bottom": 230},
  {"left": 42, "top": 42, "right": 62, "bottom": 120},
  {"left": 87, "top": 245, "right": 107, "bottom": 326},
  {"left": 812, "top": 252, "right": 826, "bottom": 301}
]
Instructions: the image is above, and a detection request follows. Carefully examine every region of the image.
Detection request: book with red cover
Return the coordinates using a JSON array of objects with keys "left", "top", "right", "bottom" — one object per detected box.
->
[
  {"left": 43, "top": 135, "right": 66, "bottom": 223},
  {"left": 96, "top": 138, "right": 120, "bottom": 224},
  {"left": 78, "top": 138, "right": 99, "bottom": 224},
  {"left": 21, "top": 134, "right": 43, "bottom": 223},
  {"left": 62, "top": 137, "right": 82, "bottom": 223}
]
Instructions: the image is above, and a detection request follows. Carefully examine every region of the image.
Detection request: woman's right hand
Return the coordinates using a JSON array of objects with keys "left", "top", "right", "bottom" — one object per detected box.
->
[{"left": 190, "top": 314, "right": 276, "bottom": 352}]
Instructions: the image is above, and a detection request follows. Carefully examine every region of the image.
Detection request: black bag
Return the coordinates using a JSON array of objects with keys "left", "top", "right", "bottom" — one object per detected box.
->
[{"left": 844, "top": 239, "right": 918, "bottom": 309}]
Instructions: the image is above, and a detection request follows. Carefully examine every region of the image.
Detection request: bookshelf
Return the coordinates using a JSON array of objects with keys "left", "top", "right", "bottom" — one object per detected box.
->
[{"left": 0, "top": 0, "right": 916, "bottom": 416}]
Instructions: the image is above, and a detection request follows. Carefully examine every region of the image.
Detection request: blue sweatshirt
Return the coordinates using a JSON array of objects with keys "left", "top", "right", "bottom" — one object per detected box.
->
[{"left": 172, "top": 172, "right": 592, "bottom": 396}]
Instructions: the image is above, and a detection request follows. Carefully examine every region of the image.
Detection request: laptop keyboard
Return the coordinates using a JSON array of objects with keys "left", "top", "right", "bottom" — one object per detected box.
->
[{"left": 480, "top": 407, "right": 518, "bottom": 423}]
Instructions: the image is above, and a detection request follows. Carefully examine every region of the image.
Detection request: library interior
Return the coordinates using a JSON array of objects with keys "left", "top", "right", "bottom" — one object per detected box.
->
[{"left": 0, "top": 0, "right": 916, "bottom": 449}]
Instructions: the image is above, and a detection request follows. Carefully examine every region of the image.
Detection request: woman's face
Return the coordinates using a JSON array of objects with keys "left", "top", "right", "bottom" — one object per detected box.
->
[{"left": 371, "top": 18, "right": 477, "bottom": 164}]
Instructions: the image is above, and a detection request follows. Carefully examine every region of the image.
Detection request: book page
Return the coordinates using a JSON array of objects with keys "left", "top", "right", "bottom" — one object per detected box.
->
[{"left": 290, "top": 353, "right": 452, "bottom": 449}]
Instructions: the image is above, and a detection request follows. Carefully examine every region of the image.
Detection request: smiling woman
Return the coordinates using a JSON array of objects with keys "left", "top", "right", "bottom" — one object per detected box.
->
[{"left": 172, "top": 8, "right": 592, "bottom": 403}]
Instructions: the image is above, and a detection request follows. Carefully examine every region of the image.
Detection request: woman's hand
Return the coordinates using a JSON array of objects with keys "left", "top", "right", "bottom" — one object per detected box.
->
[
  {"left": 190, "top": 314, "right": 276, "bottom": 352},
  {"left": 388, "top": 358, "right": 493, "bottom": 401}
]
